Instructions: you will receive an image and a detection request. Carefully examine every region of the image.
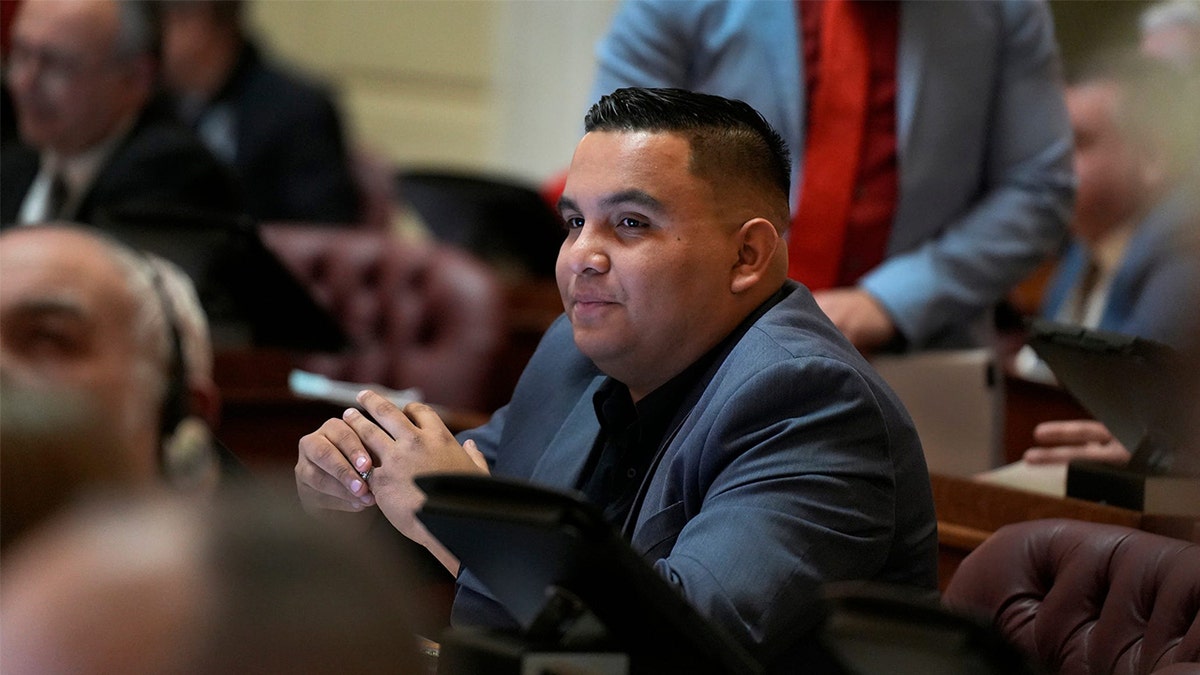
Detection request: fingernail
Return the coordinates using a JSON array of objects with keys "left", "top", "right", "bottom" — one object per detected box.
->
[
  {"left": 355, "top": 456, "right": 368, "bottom": 469},
  {"left": 343, "top": 408, "right": 358, "bottom": 420},
  {"left": 350, "top": 479, "right": 363, "bottom": 493},
  {"left": 361, "top": 495, "right": 374, "bottom": 505}
]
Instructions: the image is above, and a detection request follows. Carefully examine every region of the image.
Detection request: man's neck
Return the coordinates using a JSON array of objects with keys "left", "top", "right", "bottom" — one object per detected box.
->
[
  {"left": 44, "top": 114, "right": 137, "bottom": 198},
  {"left": 195, "top": 36, "right": 245, "bottom": 101},
  {"left": 1085, "top": 220, "right": 1136, "bottom": 276}
]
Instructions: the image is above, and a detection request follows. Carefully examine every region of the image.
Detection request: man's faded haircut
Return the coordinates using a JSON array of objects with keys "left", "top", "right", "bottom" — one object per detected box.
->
[{"left": 584, "top": 87, "right": 792, "bottom": 203}]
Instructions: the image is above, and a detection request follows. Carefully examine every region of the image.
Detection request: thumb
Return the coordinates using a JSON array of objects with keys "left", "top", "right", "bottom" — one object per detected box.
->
[{"left": 463, "top": 439, "right": 489, "bottom": 473}]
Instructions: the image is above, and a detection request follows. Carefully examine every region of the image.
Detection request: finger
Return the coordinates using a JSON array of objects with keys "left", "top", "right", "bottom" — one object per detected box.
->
[
  {"left": 298, "top": 420, "right": 373, "bottom": 499},
  {"left": 342, "top": 406, "right": 401, "bottom": 458},
  {"left": 1024, "top": 440, "right": 1129, "bottom": 466},
  {"left": 295, "top": 450, "right": 375, "bottom": 510},
  {"left": 1023, "top": 445, "right": 1085, "bottom": 464},
  {"left": 463, "top": 439, "right": 489, "bottom": 473},
  {"left": 1033, "top": 419, "right": 1112, "bottom": 445},
  {"left": 356, "top": 389, "right": 419, "bottom": 440},
  {"left": 402, "top": 401, "right": 453, "bottom": 437},
  {"left": 303, "top": 485, "right": 377, "bottom": 512}
]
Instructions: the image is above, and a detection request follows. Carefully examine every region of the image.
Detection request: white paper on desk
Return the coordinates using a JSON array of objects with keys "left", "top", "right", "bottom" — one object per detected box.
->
[
  {"left": 975, "top": 460, "right": 1068, "bottom": 497},
  {"left": 288, "top": 369, "right": 422, "bottom": 409}
]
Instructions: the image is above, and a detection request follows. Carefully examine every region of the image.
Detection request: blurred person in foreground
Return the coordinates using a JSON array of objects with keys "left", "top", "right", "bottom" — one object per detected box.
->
[
  {"left": 0, "top": 224, "right": 236, "bottom": 550},
  {"left": 158, "top": 0, "right": 361, "bottom": 223},
  {"left": 297, "top": 87, "right": 936, "bottom": 671},
  {"left": 1018, "top": 53, "right": 1200, "bottom": 468},
  {"left": 0, "top": 0, "right": 243, "bottom": 227},
  {"left": 0, "top": 486, "right": 425, "bottom": 674}
]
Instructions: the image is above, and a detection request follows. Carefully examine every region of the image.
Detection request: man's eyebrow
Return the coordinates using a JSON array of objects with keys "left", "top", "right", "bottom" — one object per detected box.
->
[
  {"left": 8, "top": 297, "right": 87, "bottom": 319},
  {"left": 557, "top": 190, "right": 665, "bottom": 214},
  {"left": 557, "top": 195, "right": 579, "bottom": 214},
  {"left": 601, "top": 189, "right": 664, "bottom": 212}
]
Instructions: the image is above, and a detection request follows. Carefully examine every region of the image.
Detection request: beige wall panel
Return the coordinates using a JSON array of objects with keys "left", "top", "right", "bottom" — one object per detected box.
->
[
  {"left": 249, "top": 1, "right": 493, "bottom": 84},
  {"left": 345, "top": 87, "right": 495, "bottom": 170},
  {"left": 247, "top": 0, "right": 618, "bottom": 182}
]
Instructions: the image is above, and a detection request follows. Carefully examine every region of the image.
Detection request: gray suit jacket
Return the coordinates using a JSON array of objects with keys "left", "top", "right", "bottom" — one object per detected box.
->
[
  {"left": 590, "top": 0, "right": 1075, "bottom": 348},
  {"left": 454, "top": 282, "right": 938, "bottom": 669}
]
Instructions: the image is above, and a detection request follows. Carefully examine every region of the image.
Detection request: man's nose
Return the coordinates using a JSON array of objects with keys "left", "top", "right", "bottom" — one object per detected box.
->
[{"left": 562, "top": 225, "right": 610, "bottom": 276}]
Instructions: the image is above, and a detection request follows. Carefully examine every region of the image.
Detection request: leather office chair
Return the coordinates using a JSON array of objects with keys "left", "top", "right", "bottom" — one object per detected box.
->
[
  {"left": 395, "top": 170, "right": 564, "bottom": 280},
  {"left": 942, "top": 518, "right": 1200, "bottom": 675},
  {"left": 259, "top": 224, "right": 507, "bottom": 413}
]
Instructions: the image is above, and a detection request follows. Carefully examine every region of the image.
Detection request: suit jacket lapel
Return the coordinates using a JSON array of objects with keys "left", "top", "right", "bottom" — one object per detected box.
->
[
  {"left": 0, "top": 144, "right": 39, "bottom": 225},
  {"left": 528, "top": 375, "right": 606, "bottom": 489},
  {"left": 895, "top": 1, "right": 928, "bottom": 160}
]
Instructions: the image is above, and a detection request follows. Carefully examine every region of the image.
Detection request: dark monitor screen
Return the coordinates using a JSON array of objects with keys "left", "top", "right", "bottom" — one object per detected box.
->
[
  {"left": 415, "top": 473, "right": 764, "bottom": 674},
  {"left": 95, "top": 206, "right": 346, "bottom": 352}
]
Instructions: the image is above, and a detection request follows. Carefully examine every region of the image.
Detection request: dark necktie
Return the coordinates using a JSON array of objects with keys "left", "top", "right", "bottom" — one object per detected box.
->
[
  {"left": 46, "top": 171, "right": 69, "bottom": 220},
  {"left": 788, "top": 0, "right": 870, "bottom": 289}
]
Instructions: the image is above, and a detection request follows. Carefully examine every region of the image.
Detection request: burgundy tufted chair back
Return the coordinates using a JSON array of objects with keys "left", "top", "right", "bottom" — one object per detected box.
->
[
  {"left": 260, "top": 224, "right": 507, "bottom": 413},
  {"left": 943, "top": 518, "right": 1200, "bottom": 675}
]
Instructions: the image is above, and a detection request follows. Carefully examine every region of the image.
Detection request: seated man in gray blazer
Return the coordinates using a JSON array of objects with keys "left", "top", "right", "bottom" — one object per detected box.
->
[{"left": 296, "top": 88, "right": 937, "bottom": 672}]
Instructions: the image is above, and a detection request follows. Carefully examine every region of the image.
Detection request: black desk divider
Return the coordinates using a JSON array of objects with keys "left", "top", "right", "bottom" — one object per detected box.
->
[
  {"left": 1026, "top": 320, "right": 1189, "bottom": 474},
  {"left": 415, "top": 473, "right": 764, "bottom": 675},
  {"left": 1027, "top": 320, "right": 1200, "bottom": 512}
]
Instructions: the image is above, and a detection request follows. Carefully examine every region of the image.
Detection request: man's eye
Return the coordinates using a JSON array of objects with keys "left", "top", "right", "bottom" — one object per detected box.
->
[
  {"left": 11, "top": 323, "right": 87, "bottom": 359},
  {"left": 618, "top": 217, "right": 647, "bottom": 229},
  {"left": 563, "top": 216, "right": 585, "bottom": 230}
]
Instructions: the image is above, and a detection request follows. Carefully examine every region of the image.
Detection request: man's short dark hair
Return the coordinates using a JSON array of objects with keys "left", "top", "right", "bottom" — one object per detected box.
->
[{"left": 584, "top": 87, "right": 792, "bottom": 202}]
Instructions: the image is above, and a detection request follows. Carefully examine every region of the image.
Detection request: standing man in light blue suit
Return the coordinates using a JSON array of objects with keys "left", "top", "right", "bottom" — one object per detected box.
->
[
  {"left": 591, "top": 0, "right": 1075, "bottom": 352},
  {"left": 296, "top": 88, "right": 937, "bottom": 672}
]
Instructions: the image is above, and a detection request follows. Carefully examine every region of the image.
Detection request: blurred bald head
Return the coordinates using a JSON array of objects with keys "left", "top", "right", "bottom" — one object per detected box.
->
[
  {"left": 0, "top": 488, "right": 424, "bottom": 674},
  {"left": 0, "top": 224, "right": 173, "bottom": 468}
]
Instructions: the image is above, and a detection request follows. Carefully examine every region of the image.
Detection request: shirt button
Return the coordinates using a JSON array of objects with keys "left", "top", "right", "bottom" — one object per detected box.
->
[{"left": 626, "top": 468, "right": 637, "bottom": 479}]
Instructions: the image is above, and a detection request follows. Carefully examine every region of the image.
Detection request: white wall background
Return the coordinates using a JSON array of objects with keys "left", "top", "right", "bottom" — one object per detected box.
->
[{"left": 247, "top": 0, "right": 620, "bottom": 187}]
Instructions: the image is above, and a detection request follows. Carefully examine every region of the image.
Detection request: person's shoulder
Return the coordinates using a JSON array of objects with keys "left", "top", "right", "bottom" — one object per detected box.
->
[
  {"left": 720, "top": 286, "right": 875, "bottom": 381},
  {"left": 98, "top": 104, "right": 245, "bottom": 212},
  {"left": 237, "top": 45, "right": 338, "bottom": 111},
  {"left": 1, "top": 139, "right": 38, "bottom": 173},
  {"left": 121, "top": 100, "right": 215, "bottom": 157}
]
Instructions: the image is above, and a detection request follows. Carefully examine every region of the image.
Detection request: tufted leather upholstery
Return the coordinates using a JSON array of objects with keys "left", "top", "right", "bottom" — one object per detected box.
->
[
  {"left": 943, "top": 518, "right": 1200, "bottom": 675},
  {"left": 260, "top": 224, "right": 507, "bottom": 413}
]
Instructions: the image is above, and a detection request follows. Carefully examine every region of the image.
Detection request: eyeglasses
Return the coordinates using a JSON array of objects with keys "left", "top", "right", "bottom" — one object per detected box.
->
[{"left": 4, "top": 42, "right": 116, "bottom": 93}]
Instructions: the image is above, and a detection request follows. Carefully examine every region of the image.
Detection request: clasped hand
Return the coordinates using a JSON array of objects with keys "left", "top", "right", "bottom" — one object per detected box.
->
[{"left": 295, "top": 390, "right": 489, "bottom": 557}]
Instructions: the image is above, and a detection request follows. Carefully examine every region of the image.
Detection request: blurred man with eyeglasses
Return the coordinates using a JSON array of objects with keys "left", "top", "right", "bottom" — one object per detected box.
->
[{"left": 1, "top": 0, "right": 243, "bottom": 227}]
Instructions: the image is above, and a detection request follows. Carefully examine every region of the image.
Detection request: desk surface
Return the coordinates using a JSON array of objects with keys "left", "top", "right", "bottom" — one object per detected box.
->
[
  {"left": 931, "top": 472, "right": 1199, "bottom": 588},
  {"left": 213, "top": 349, "right": 490, "bottom": 473}
]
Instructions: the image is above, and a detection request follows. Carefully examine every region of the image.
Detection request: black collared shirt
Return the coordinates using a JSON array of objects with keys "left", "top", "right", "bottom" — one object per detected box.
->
[{"left": 576, "top": 285, "right": 791, "bottom": 530}]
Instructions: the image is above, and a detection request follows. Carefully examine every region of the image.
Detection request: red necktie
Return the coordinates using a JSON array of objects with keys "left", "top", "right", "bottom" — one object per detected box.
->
[{"left": 788, "top": 0, "right": 871, "bottom": 290}]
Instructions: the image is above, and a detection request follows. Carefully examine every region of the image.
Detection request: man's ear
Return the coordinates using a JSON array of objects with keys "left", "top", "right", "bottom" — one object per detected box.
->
[{"left": 730, "top": 217, "right": 782, "bottom": 294}]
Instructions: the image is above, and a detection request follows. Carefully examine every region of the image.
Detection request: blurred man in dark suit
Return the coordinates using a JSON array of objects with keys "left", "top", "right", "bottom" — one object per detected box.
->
[
  {"left": 1, "top": 0, "right": 244, "bottom": 227},
  {"left": 158, "top": 0, "right": 361, "bottom": 224}
]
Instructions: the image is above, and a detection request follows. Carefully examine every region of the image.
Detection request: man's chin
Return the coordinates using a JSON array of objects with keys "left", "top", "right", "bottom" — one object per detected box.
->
[{"left": 16, "top": 124, "right": 60, "bottom": 151}]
